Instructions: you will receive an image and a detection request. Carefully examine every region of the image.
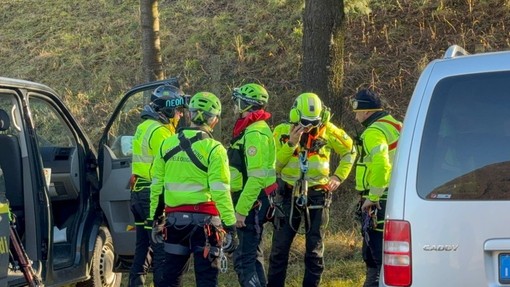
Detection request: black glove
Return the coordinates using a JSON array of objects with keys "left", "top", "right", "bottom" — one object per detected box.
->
[
  {"left": 222, "top": 225, "right": 238, "bottom": 254},
  {"left": 149, "top": 216, "right": 165, "bottom": 244}
]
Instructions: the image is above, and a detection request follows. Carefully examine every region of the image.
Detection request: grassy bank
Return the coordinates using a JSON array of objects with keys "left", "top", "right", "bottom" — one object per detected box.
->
[{"left": 124, "top": 225, "right": 365, "bottom": 286}]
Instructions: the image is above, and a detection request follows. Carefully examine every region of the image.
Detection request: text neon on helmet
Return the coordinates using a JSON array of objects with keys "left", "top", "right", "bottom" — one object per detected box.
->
[{"left": 151, "top": 84, "right": 187, "bottom": 117}]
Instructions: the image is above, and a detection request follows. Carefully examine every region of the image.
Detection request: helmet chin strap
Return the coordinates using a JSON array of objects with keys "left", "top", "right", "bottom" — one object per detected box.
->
[
  {"left": 241, "top": 105, "right": 253, "bottom": 114},
  {"left": 235, "top": 98, "right": 253, "bottom": 114}
]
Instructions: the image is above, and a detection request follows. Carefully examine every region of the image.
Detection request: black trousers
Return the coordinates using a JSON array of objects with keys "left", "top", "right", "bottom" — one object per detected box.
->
[
  {"left": 361, "top": 200, "right": 386, "bottom": 287},
  {"left": 267, "top": 190, "right": 329, "bottom": 287},
  {"left": 232, "top": 192, "right": 270, "bottom": 287},
  {"left": 129, "top": 188, "right": 152, "bottom": 287},
  {"left": 151, "top": 240, "right": 166, "bottom": 287},
  {"left": 160, "top": 212, "right": 222, "bottom": 287}
]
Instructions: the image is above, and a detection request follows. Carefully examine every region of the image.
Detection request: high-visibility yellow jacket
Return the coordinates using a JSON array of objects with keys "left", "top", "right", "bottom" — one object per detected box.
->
[
  {"left": 229, "top": 120, "right": 276, "bottom": 216},
  {"left": 355, "top": 113, "right": 402, "bottom": 201},
  {"left": 132, "top": 119, "right": 175, "bottom": 184},
  {"left": 149, "top": 128, "right": 236, "bottom": 226},
  {"left": 273, "top": 122, "right": 356, "bottom": 187}
]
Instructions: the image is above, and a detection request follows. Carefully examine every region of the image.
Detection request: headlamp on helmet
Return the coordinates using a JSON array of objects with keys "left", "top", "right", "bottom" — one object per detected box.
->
[
  {"left": 350, "top": 98, "right": 373, "bottom": 110},
  {"left": 351, "top": 89, "right": 382, "bottom": 111}
]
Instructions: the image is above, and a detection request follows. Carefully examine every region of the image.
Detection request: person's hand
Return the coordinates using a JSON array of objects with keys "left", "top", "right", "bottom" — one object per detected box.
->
[
  {"left": 327, "top": 175, "right": 342, "bottom": 191},
  {"left": 222, "top": 225, "right": 238, "bottom": 254},
  {"left": 361, "top": 198, "right": 381, "bottom": 213},
  {"left": 150, "top": 217, "right": 165, "bottom": 244},
  {"left": 235, "top": 212, "right": 246, "bottom": 228},
  {"left": 288, "top": 124, "right": 304, "bottom": 146}
]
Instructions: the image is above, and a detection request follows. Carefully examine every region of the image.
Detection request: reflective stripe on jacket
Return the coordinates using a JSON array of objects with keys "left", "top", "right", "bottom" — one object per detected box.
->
[
  {"left": 229, "top": 120, "right": 276, "bottom": 216},
  {"left": 149, "top": 129, "right": 236, "bottom": 226},
  {"left": 355, "top": 114, "right": 402, "bottom": 201},
  {"left": 132, "top": 119, "right": 175, "bottom": 182},
  {"left": 273, "top": 122, "right": 356, "bottom": 187}
]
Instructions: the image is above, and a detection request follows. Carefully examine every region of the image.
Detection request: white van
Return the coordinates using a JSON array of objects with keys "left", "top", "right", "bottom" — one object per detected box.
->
[{"left": 381, "top": 45, "right": 510, "bottom": 287}]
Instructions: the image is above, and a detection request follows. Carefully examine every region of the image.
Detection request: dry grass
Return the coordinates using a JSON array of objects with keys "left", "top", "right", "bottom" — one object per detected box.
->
[
  {"left": 2, "top": 0, "right": 510, "bottom": 141},
  {"left": 127, "top": 224, "right": 364, "bottom": 286}
]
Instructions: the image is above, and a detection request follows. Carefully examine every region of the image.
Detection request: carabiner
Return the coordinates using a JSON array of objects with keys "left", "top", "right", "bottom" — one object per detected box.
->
[
  {"left": 295, "top": 195, "right": 307, "bottom": 208},
  {"left": 219, "top": 249, "right": 228, "bottom": 273}
]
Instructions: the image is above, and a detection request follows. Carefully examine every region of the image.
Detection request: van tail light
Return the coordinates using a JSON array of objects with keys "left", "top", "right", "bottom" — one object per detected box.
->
[{"left": 383, "top": 220, "right": 412, "bottom": 286}]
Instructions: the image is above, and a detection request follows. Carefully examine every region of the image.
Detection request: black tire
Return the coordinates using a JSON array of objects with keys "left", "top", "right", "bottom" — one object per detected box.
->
[{"left": 77, "top": 226, "right": 122, "bottom": 287}]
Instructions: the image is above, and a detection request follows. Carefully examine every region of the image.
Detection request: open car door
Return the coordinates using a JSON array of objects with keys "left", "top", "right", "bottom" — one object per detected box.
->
[{"left": 97, "top": 78, "right": 179, "bottom": 257}]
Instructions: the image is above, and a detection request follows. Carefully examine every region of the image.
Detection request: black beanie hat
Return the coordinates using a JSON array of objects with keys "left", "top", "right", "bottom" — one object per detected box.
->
[{"left": 352, "top": 89, "right": 382, "bottom": 111}]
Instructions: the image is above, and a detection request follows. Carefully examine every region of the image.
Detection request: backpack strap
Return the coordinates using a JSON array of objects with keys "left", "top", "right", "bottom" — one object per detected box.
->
[{"left": 163, "top": 131, "right": 208, "bottom": 172}]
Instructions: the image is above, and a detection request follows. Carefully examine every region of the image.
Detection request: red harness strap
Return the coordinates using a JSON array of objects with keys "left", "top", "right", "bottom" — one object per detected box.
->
[
  {"left": 165, "top": 201, "right": 219, "bottom": 216},
  {"left": 376, "top": 119, "right": 402, "bottom": 151}
]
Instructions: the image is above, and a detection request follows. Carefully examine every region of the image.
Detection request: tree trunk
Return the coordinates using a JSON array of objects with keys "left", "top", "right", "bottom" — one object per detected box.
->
[
  {"left": 302, "top": 0, "right": 345, "bottom": 120},
  {"left": 140, "top": 0, "right": 164, "bottom": 82}
]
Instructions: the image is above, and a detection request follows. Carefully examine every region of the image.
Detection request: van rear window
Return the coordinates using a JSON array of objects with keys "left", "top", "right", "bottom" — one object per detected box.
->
[{"left": 417, "top": 71, "right": 510, "bottom": 200}]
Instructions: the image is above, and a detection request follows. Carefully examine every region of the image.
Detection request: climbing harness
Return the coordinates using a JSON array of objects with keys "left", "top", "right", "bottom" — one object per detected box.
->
[
  {"left": 362, "top": 207, "right": 378, "bottom": 244},
  {"left": 289, "top": 150, "right": 312, "bottom": 234}
]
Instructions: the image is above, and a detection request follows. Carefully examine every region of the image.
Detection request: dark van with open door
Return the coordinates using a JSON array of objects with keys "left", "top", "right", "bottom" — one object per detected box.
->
[{"left": 0, "top": 77, "right": 178, "bottom": 286}]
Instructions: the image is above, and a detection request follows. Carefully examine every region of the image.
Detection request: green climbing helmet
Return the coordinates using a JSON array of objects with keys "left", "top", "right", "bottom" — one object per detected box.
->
[
  {"left": 232, "top": 83, "right": 269, "bottom": 106},
  {"left": 189, "top": 92, "right": 222, "bottom": 117},
  {"left": 293, "top": 92, "right": 323, "bottom": 119}
]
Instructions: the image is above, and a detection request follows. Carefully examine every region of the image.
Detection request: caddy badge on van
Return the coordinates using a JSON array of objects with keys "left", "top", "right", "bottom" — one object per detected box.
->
[{"left": 423, "top": 245, "right": 459, "bottom": 251}]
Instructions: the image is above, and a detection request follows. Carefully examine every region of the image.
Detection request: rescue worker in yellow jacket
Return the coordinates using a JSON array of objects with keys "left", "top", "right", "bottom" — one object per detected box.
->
[
  {"left": 351, "top": 88, "right": 402, "bottom": 287},
  {"left": 129, "top": 84, "right": 187, "bottom": 287},
  {"left": 149, "top": 92, "right": 238, "bottom": 287},
  {"left": 228, "top": 83, "right": 276, "bottom": 287},
  {"left": 267, "top": 93, "right": 356, "bottom": 287}
]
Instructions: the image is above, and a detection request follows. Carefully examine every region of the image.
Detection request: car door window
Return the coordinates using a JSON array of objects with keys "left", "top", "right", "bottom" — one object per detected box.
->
[
  {"left": 30, "top": 98, "right": 76, "bottom": 148},
  {"left": 106, "top": 91, "right": 147, "bottom": 158},
  {"left": 417, "top": 71, "right": 510, "bottom": 200}
]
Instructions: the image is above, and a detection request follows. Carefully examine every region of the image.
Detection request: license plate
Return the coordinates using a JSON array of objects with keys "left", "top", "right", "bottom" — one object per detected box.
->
[{"left": 499, "top": 253, "right": 510, "bottom": 284}]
